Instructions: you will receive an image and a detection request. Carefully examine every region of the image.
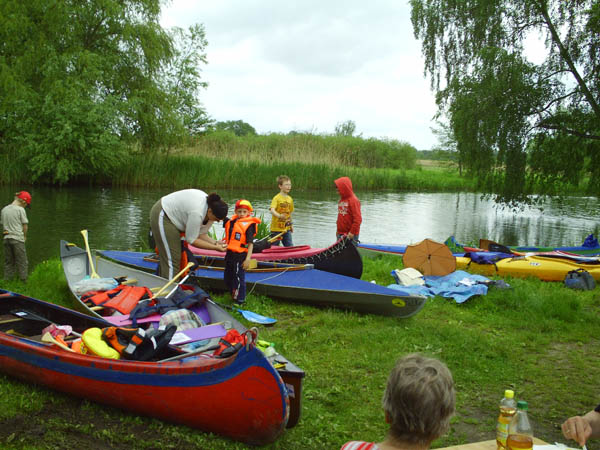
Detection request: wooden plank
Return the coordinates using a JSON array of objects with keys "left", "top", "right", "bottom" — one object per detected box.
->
[
  {"left": 0, "top": 315, "right": 23, "bottom": 325},
  {"left": 104, "top": 313, "right": 162, "bottom": 327},
  {"left": 169, "top": 324, "right": 227, "bottom": 346}
]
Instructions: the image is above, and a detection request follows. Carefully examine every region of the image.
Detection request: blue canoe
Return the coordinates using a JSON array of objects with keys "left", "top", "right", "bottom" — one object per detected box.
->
[{"left": 98, "top": 250, "right": 427, "bottom": 318}]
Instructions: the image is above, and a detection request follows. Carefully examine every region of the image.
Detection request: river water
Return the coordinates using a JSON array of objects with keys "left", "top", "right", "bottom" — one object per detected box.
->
[{"left": 0, "top": 185, "right": 598, "bottom": 270}]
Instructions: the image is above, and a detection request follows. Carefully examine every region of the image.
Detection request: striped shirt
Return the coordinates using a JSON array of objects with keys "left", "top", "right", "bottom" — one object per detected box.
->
[{"left": 341, "top": 441, "right": 380, "bottom": 450}]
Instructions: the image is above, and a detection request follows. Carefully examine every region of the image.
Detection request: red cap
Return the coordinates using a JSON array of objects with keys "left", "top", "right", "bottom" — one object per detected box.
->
[
  {"left": 234, "top": 199, "right": 253, "bottom": 212},
  {"left": 16, "top": 191, "right": 31, "bottom": 205}
]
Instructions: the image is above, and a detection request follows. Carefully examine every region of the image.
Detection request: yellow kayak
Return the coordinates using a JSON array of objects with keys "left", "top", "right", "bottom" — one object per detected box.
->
[{"left": 456, "top": 255, "right": 600, "bottom": 282}]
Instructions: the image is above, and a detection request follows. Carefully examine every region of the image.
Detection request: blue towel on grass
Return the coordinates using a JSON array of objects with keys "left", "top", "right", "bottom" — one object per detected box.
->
[{"left": 387, "top": 270, "right": 490, "bottom": 304}]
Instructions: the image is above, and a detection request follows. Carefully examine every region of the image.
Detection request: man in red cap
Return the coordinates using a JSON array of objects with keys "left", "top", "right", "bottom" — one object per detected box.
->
[
  {"left": 1, "top": 191, "right": 31, "bottom": 282},
  {"left": 223, "top": 199, "right": 261, "bottom": 304}
]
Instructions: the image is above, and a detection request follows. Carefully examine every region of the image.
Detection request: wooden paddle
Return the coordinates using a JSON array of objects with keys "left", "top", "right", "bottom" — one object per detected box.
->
[
  {"left": 42, "top": 332, "right": 75, "bottom": 352},
  {"left": 11, "top": 309, "right": 82, "bottom": 338},
  {"left": 89, "top": 263, "right": 194, "bottom": 313},
  {"left": 158, "top": 343, "right": 220, "bottom": 362},
  {"left": 80, "top": 229, "right": 100, "bottom": 278},
  {"left": 150, "top": 262, "right": 195, "bottom": 300}
]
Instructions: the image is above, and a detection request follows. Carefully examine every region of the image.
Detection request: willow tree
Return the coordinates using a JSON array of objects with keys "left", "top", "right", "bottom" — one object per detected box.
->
[
  {"left": 410, "top": 0, "right": 600, "bottom": 203},
  {"left": 0, "top": 0, "right": 209, "bottom": 183}
]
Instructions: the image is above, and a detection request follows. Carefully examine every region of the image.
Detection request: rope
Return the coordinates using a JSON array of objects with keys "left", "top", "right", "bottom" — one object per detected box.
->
[{"left": 246, "top": 267, "right": 292, "bottom": 297}]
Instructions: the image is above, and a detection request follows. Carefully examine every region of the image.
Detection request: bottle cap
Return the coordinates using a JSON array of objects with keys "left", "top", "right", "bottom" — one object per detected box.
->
[
  {"left": 504, "top": 390, "right": 514, "bottom": 398},
  {"left": 517, "top": 400, "right": 528, "bottom": 410}
]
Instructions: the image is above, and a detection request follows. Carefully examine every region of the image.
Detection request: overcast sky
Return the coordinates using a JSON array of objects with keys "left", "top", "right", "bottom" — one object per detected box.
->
[{"left": 161, "top": 0, "right": 441, "bottom": 150}]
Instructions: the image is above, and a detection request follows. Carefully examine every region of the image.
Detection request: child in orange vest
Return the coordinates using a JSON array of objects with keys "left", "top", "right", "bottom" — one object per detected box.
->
[{"left": 223, "top": 200, "right": 261, "bottom": 304}]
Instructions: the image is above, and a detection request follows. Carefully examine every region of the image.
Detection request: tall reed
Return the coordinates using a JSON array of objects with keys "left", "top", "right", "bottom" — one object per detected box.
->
[
  {"left": 178, "top": 131, "right": 419, "bottom": 170},
  {"left": 107, "top": 153, "right": 476, "bottom": 192}
]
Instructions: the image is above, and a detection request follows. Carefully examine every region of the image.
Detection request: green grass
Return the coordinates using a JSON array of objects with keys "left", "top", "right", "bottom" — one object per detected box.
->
[{"left": 1, "top": 255, "right": 599, "bottom": 449}]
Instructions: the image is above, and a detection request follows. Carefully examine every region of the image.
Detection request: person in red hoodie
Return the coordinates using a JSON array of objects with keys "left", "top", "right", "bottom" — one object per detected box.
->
[{"left": 334, "top": 176, "right": 362, "bottom": 243}]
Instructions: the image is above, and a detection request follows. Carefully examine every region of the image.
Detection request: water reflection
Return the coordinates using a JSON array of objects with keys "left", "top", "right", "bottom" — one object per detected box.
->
[{"left": 0, "top": 185, "right": 597, "bottom": 270}]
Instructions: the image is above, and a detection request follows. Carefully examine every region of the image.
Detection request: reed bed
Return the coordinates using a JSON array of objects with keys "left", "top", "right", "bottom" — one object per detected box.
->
[
  {"left": 177, "top": 132, "right": 419, "bottom": 170},
  {"left": 106, "top": 153, "right": 476, "bottom": 192}
]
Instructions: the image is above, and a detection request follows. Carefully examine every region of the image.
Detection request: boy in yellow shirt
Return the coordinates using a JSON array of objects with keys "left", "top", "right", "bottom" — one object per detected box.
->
[{"left": 269, "top": 175, "right": 294, "bottom": 247}]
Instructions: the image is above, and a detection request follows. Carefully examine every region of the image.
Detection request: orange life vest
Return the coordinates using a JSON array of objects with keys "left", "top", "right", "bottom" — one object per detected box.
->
[
  {"left": 225, "top": 215, "right": 261, "bottom": 253},
  {"left": 82, "top": 285, "right": 152, "bottom": 315},
  {"left": 81, "top": 285, "right": 128, "bottom": 305},
  {"left": 102, "top": 327, "right": 146, "bottom": 357},
  {"left": 101, "top": 286, "right": 153, "bottom": 315}
]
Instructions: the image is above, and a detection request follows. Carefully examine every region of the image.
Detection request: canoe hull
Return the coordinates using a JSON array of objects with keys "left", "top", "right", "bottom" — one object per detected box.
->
[
  {"left": 0, "top": 290, "right": 292, "bottom": 445},
  {"left": 192, "top": 238, "right": 364, "bottom": 278},
  {"left": 60, "top": 240, "right": 305, "bottom": 429},
  {"left": 99, "top": 249, "right": 428, "bottom": 318},
  {"left": 456, "top": 255, "right": 600, "bottom": 282}
]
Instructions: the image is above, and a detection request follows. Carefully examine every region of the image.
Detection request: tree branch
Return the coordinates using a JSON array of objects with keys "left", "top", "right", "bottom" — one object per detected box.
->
[
  {"left": 536, "top": 122, "right": 600, "bottom": 141},
  {"left": 531, "top": 91, "right": 576, "bottom": 115},
  {"left": 537, "top": 2, "right": 600, "bottom": 121}
]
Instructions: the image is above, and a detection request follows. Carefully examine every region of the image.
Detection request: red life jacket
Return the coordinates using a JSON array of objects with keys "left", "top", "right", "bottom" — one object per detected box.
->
[
  {"left": 81, "top": 285, "right": 128, "bottom": 305},
  {"left": 82, "top": 285, "right": 152, "bottom": 315},
  {"left": 224, "top": 215, "right": 261, "bottom": 253},
  {"left": 213, "top": 329, "right": 248, "bottom": 358},
  {"left": 101, "top": 286, "right": 153, "bottom": 314}
]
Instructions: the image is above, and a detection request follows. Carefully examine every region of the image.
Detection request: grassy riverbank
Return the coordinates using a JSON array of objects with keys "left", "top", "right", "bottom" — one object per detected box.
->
[{"left": 0, "top": 255, "right": 598, "bottom": 449}]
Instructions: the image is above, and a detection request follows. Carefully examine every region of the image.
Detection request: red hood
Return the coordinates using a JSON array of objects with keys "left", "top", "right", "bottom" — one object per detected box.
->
[{"left": 334, "top": 177, "right": 354, "bottom": 198}]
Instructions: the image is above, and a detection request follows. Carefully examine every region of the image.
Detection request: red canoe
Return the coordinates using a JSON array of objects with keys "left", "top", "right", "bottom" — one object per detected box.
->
[{"left": 0, "top": 288, "right": 303, "bottom": 445}]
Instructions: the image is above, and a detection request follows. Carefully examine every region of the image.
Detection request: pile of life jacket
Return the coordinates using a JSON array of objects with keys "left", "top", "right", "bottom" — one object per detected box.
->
[
  {"left": 81, "top": 285, "right": 153, "bottom": 315},
  {"left": 65, "top": 325, "right": 177, "bottom": 361}
]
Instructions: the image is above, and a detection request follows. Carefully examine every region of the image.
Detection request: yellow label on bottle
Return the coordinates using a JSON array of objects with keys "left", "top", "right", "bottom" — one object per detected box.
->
[{"left": 497, "top": 421, "right": 509, "bottom": 445}]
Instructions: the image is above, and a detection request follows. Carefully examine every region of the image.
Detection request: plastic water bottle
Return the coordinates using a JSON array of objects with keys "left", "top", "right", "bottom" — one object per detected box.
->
[
  {"left": 507, "top": 401, "right": 533, "bottom": 450},
  {"left": 496, "top": 389, "right": 517, "bottom": 450}
]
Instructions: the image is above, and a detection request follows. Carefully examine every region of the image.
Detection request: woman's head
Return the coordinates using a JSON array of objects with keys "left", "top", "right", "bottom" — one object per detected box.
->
[
  {"left": 206, "top": 193, "right": 228, "bottom": 221},
  {"left": 382, "top": 353, "right": 455, "bottom": 446}
]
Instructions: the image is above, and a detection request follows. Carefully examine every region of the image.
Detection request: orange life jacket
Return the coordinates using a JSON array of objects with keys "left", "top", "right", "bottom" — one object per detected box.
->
[
  {"left": 82, "top": 285, "right": 152, "bottom": 315},
  {"left": 225, "top": 215, "right": 261, "bottom": 253},
  {"left": 81, "top": 285, "right": 128, "bottom": 305},
  {"left": 102, "top": 327, "right": 146, "bottom": 357},
  {"left": 101, "top": 286, "right": 153, "bottom": 315}
]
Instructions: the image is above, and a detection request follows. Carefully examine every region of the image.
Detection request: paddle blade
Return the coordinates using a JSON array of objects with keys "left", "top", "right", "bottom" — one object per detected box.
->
[
  {"left": 235, "top": 307, "right": 277, "bottom": 325},
  {"left": 42, "top": 332, "right": 75, "bottom": 352},
  {"left": 11, "top": 309, "right": 50, "bottom": 324}
]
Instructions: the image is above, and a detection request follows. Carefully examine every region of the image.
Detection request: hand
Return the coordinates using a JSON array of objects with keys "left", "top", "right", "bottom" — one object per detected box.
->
[
  {"left": 347, "top": 232, "right": 354, "bottom": 240},
  {"left": 562, "top": 415, "right": 593, "bottom": 446},
  {"left": 215, "top": 241, "right": 227, "bottom": 252},
  {"left": 242, "top": 259, "right": 251, "bottom": 270}
]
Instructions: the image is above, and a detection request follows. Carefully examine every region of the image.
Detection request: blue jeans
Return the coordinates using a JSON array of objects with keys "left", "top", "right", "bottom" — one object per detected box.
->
[{"left": 270, "top": 231, "right": 293, "bottom": 247}]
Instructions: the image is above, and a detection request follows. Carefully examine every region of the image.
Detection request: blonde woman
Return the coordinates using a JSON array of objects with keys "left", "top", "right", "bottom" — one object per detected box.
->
[{"left": 341, "top": 353, "right": 455, "bottom": 450}]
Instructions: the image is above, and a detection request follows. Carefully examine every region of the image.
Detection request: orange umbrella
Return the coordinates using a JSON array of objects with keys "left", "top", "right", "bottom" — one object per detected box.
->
[{"left": 402, "top": 239, "right": 456, "bottom": 276}]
